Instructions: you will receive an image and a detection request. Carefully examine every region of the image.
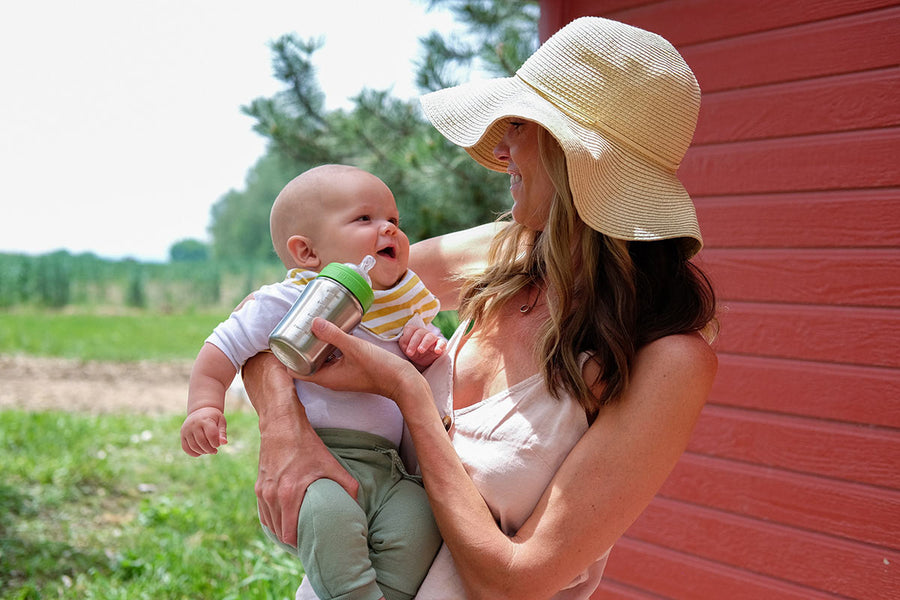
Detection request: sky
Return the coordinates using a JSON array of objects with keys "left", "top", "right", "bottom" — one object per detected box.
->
[{"left": 0, "top": 1, "right": 459, "bottom": 262}]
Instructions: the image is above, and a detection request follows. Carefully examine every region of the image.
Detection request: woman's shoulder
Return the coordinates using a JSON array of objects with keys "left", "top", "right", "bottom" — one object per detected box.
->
[
  {"left": 582, "top": 332, "right": 717, "bottom": 403},
  {"left": 408, "top": 222, "right": 507, "bottom": 310},
  {"left": 640, "top": 332, "right": 718, "bottom": 378},
  {"left": 631, "top": 332, "right": 718, "bottom": 413}
]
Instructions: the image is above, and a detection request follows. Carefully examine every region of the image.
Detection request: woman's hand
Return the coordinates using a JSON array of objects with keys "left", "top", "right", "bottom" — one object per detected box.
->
[
  {"left": 243, "top": 351, "right": 359, "bottom": 546},
  {"left": 293, "top": 318, "right": 424, "bottom": 402}
]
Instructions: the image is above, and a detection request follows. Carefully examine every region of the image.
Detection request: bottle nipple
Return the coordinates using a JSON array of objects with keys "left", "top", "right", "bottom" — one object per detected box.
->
[{"left": 345, "top": 255, "right": 375, "bottom": 286}]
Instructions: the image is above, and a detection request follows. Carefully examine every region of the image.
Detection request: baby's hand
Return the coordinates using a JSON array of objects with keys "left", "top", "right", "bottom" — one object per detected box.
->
[
  {"left": 399, "top": 323, "right": 447, "bottom": 370},
  {"left": 180, "top": 407, "right": 228, "bottom": 457}
]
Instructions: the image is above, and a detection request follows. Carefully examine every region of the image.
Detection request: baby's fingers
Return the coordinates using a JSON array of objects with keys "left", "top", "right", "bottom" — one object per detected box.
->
[
  {"left": 181, "top": 422, "right": 221, "bottom": 456},
  {"left": 405, "top": 330, "right": 427, "bottom": 356},
  {"left": 414, "top": 332, "right": 445, "bottom": 356},
  {"left": 182, "top": 433, "right": 213, "bottom": 456}
]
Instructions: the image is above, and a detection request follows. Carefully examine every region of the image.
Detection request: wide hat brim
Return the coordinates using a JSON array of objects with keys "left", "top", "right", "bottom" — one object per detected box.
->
[{"left": 420, "top": 75, "right": 703, "bottom": 257}]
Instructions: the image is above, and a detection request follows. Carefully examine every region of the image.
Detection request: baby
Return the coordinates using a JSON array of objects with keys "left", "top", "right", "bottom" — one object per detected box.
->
[{"left": 181, "top": 164, "right": 444, "bottom": 600}]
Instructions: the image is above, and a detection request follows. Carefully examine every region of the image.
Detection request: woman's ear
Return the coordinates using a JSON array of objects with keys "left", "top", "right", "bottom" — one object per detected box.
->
[{"left": 286, "top": 235, "right": 320, "bottom": 269}]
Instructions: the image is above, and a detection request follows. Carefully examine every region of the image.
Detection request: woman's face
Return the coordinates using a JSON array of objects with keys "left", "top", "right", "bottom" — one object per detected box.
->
[{"left": 493, "top": 120, "right": 555, "bottom": 230}]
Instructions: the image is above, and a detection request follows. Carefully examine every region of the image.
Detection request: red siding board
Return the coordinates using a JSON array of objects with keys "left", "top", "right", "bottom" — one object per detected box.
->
[
  {"left": 596, "top": 538, "right": 841, "bottom": 600},
  {"left": 660, "top": 453, "right": 900, "bottom": 548},
  {"left": 680, "top": 7, "right": 900, "bottom": 93},
  {"left": 693, "top": 66, "right": 900, "bottom": 144},
  {"left": 715, "top": 302, "right": 900, "bottom": 368},
  {"left": 592, "top": 581, "right": 661, "bottom": 600},
  {"left": 680, "top": 128, "right": 900, "bottom": 197},
  {"left": 710, "top": 353, "right": 900, "bottom": 428},
  {"left": 688, "top": 405, "right": 900, "bottom": 488},
  {"left": 625, "top": 498, "right": 900, "bottom": 598},
  {"left": 609, "top": 0, "right": 900, "bottom": 45},
  {"left": 540, "top": 0, "right": 650, "bottom": 40},
  {"left": 693, "top": 189, "right": 900, "bottom": 249},
  {"left": 541, "top": 2, "right": 899, "bottom": 598},
  {"left": 699, "top": 248, "right": 900, "bottom": 307}
]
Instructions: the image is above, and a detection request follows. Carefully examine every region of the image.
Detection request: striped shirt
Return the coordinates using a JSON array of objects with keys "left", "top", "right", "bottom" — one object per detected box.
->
[{"left": 286, "top": 268, "right": 440, "bottom": 341}]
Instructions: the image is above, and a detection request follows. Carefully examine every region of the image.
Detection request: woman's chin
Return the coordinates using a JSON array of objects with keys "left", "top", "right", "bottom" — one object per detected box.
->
[{"left": 511, "top": 207, "right": 547, "bottom": 231}]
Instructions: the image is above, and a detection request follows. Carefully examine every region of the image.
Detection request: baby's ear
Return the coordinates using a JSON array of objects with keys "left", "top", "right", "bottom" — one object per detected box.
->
[{"left": 286, "top": 235, "right": 320, "bottom": 269}]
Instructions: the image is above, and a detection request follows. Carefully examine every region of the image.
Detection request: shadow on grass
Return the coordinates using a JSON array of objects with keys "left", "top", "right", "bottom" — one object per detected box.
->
[{"left": 0, "top": 482, "right": 113, "bottom": 598}]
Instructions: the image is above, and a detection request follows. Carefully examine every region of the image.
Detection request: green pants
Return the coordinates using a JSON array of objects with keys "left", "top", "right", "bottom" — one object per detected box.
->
[{"left": 262, "top": 428, "right": 441, "bottom": 600}]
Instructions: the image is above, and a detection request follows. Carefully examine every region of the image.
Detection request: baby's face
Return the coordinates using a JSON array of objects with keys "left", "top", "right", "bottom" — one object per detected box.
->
[{"left": 312, "top": 173, "right": 409, "bottom": 291}]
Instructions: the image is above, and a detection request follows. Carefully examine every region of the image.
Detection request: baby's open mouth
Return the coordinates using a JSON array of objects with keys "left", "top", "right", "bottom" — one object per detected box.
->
[{"left": 377, "top": 246, "right": 396, "bottom": 259}]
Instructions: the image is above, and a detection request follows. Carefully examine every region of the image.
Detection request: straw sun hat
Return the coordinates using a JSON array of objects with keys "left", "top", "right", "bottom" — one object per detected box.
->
[{"left": 420, "top": 16, "right": 703, "bottom": 256}]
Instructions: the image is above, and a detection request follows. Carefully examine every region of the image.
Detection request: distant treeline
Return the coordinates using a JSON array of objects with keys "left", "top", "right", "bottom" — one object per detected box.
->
[{"left": 0, "top": 250, "right": 283, "bottom": 313}]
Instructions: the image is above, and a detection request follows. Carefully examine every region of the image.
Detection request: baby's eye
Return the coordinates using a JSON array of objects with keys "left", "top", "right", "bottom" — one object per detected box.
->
[
  {"left": 389, "top": 217, "right": 400, "bottom": 227},
  {"left": 509, "top": 121, "right": 524, "bottom": 130},
  {"left": 356, "top": 215, "right": 371, "bottom": 222}
]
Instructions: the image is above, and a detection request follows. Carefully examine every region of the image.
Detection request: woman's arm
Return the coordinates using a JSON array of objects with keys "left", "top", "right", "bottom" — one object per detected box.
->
[
  {"left": 475, "top": 333, "right": 716, "bottom": 597},
  {"left": 418, "top": 333, "right": 715, "bottom": 598},
  {"left": 242, "top": 352, "right": 359, "bottom": 546},
  {"left": 409, "top": 222, "right": 504, "bottom": 310},
  {"left": 303, "top": 320, "right": 716, "bottom": 599}
]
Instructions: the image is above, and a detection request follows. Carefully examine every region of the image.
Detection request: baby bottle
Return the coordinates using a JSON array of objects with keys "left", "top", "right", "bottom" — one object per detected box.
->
[{"left": 268, "top": 256, "right": 375, "bottom": 375}]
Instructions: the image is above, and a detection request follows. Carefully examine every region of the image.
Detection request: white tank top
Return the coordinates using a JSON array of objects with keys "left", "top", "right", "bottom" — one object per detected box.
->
[{"left": 414, "top": 321, "right": 609, "bottom": 598}]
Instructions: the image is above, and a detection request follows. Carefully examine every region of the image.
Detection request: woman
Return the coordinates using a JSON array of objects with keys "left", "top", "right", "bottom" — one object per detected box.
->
[{"left": 245, "top": 16, "right": 717, "bottom": 599}]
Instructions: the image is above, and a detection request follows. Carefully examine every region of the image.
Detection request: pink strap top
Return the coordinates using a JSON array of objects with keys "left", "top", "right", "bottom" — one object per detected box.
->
[{"left": 416, "top": 321, "right": 609, "bottom": 598}]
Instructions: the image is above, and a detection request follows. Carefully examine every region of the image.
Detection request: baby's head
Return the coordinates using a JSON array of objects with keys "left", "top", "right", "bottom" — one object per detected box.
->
[{"left": 270, "top": 164, "right": 410, "bottom": 291}]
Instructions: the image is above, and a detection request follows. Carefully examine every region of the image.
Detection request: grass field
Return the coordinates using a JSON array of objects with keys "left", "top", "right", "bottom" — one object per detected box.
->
[
  {"left": 0, "top": 310, "right": 459, "bottom": 362},
  {"left": 0, "top": 310, "right": 306, "bottom": 599},
  {"left": 0, "top": 311, "right": 224, "bottom": 361}
]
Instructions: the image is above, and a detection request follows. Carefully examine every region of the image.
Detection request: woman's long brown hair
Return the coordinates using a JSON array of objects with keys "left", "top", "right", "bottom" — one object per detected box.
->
[{"left": 458, "top": 128, "right": 717, "bottom": 418}]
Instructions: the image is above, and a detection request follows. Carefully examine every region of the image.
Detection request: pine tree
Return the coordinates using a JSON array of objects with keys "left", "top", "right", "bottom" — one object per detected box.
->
[{"left": 209, "top": 1, "right": 539, "bottom": 259}]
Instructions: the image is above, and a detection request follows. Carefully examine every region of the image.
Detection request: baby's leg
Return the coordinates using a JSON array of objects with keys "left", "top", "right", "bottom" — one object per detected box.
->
[
  {"left": 295, "top": 478, "right": 384, "bottom": 600},
  {"left": 368, "top": 478, "right": 442, "bottom": 600}
]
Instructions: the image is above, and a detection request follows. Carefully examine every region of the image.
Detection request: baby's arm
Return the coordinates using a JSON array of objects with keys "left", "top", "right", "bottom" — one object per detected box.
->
[
  {"left": 181, "top": 343, "right": 237, "bottom": 456},
  {"left": 398, "top": 322, "right": 447, "bottom": 370}
]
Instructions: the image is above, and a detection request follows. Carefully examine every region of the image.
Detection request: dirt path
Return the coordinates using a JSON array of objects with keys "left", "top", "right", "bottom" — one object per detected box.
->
[{"left": 0, "top": 355, "right": 248, "bottom": 415}]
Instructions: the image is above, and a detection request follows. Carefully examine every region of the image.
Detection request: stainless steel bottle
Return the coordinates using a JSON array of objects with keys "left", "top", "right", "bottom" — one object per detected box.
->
[{"left": 268, "top": 262, "right": 374, "bottom": 376}]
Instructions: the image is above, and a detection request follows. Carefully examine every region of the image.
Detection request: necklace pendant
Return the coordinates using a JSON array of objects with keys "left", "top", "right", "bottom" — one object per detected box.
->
[{"left": 520, "top": 286, "right": 540, "bottom": 314}]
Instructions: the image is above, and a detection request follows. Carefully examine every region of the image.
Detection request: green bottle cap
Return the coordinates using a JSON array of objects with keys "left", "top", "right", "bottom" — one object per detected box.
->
[{"left": 318, "top": 262, "right": 374, "bottom": 311}]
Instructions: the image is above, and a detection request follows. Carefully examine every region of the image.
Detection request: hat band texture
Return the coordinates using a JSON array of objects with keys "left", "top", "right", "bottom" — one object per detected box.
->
[{"left": 516, "top": 73, "right": 680, "bottom": 173}]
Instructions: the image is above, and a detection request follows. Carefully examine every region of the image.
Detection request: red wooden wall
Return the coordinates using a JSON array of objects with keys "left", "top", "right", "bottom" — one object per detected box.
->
[{"left": 539, "top": 2, "right": 900, "bottom": 599}]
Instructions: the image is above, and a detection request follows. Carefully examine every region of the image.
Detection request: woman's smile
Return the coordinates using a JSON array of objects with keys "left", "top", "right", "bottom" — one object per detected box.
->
[{"left": 493, "top": 121, "right": 554, "bottom": 230}]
